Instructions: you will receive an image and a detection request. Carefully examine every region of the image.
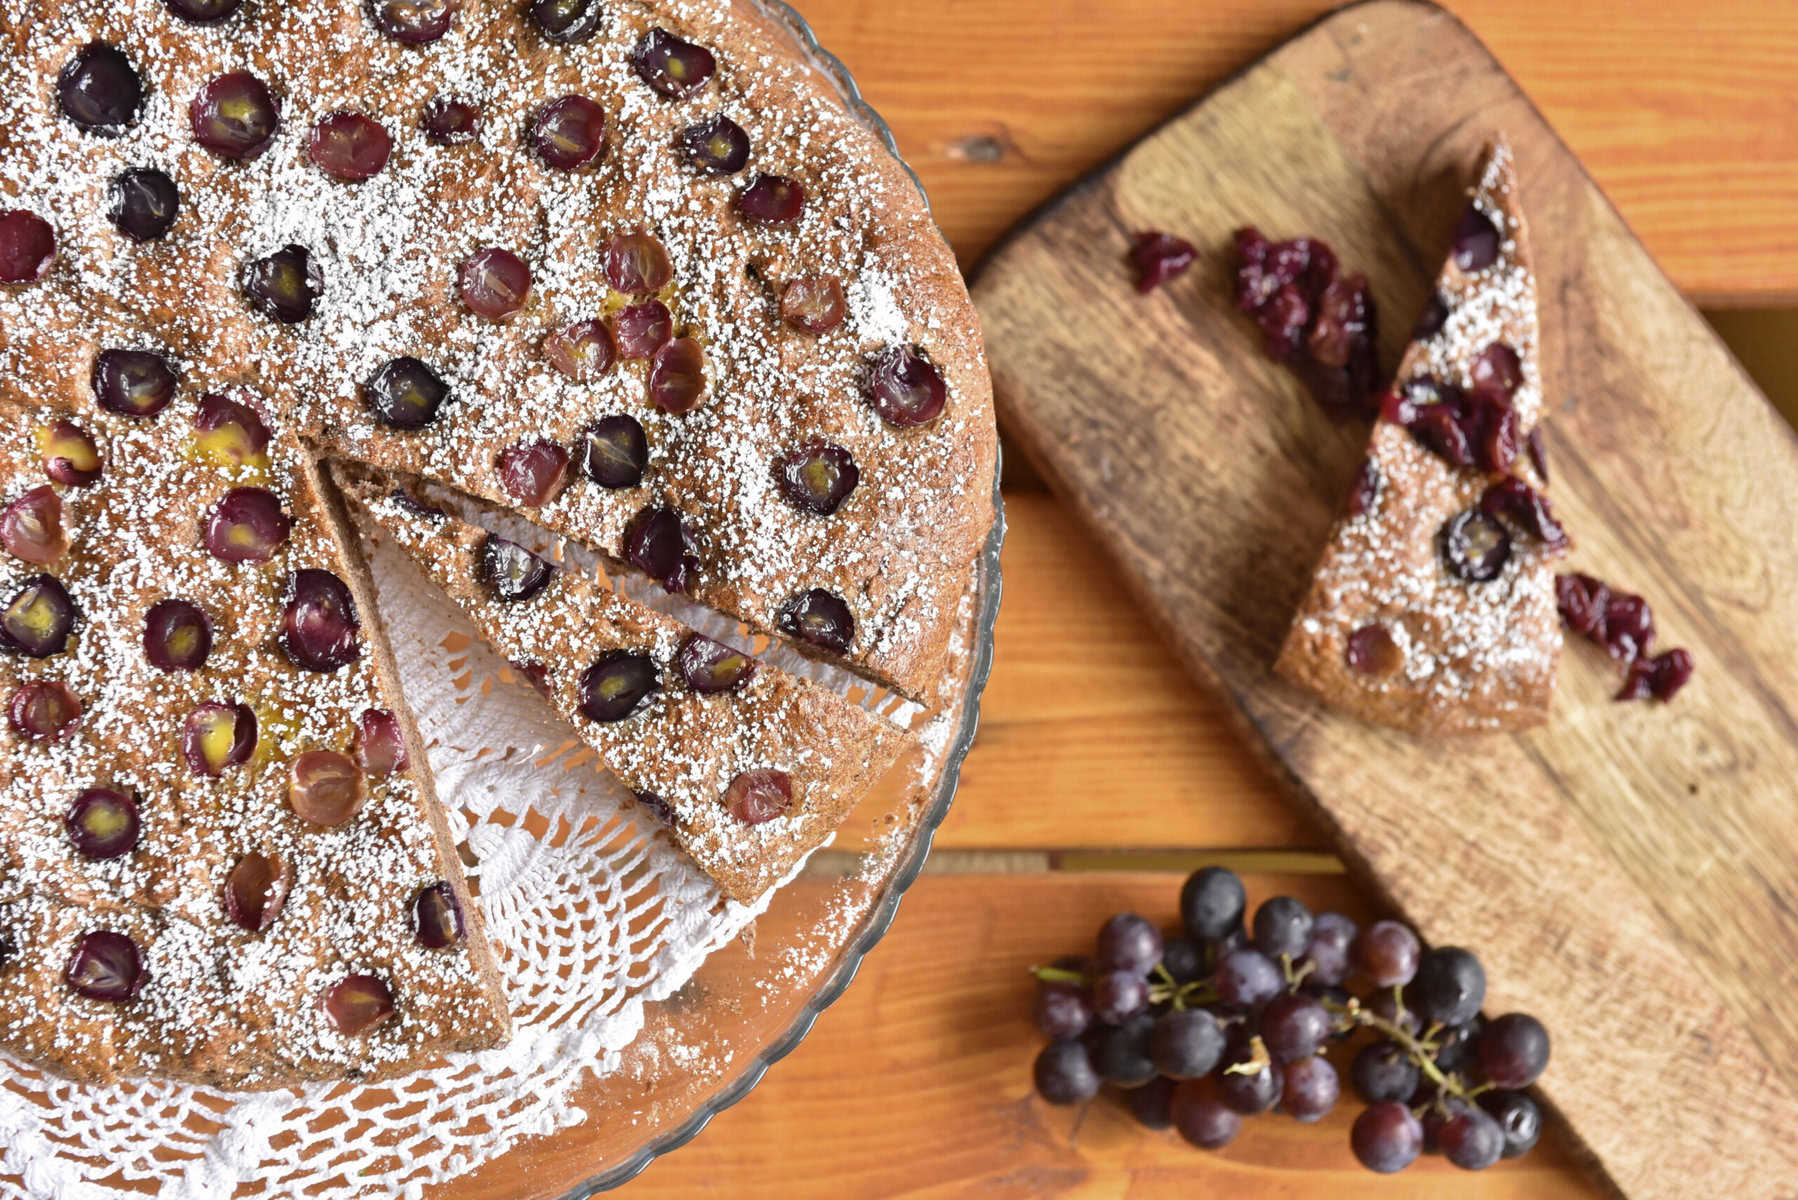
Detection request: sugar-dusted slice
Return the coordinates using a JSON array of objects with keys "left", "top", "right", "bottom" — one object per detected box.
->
[
  {"left": 0, "top": 394, "right": 508, "bottom": 1087},
  {"left": 1275, "top": 138, "right": 1568, "bottom": 733},
  {"left": 334, "top": 464, "right": 913, "bottom": 904}
]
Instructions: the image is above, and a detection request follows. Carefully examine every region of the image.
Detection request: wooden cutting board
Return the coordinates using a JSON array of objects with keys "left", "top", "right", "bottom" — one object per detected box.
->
[{"left": 972, "top": 2, "right": 1798, "bottom": 1196}]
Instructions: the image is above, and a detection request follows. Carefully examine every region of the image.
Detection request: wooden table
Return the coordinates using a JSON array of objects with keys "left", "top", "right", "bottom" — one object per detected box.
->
[{"left": 615, "top": 1, "right": 1798, "bottom": 1194}]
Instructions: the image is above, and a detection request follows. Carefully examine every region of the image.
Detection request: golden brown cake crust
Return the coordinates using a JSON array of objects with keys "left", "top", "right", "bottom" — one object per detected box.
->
[{"left": 1276, "top": 139, "right": 1565, "bottom": 734}]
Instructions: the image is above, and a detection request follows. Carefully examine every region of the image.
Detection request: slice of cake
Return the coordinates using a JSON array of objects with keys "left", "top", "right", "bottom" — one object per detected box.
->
[
  {"left": 0, "top": 394, "right": 509, "bottom": 1087},
  {"left": 1275, "top": 139, "right": 1568, "bottom": 734},
  {"left": 334, "top": 465, "right": 913, "bottom": 904}
]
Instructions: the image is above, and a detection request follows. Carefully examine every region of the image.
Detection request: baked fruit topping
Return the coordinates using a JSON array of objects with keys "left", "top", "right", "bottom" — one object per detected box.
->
[
  {"left": 460, "top": 247, "right": 532, "bottom": 321},
  {"left": 182, "top": 701, "right": 256, "bottom": 775},
  {"left": 192, "top": 393, "right": 271, "bottom": 468},
  {"left": 676, "top": 634, "right": 757, "bottom": 694},
  {"left": 0, "top": 211, "right": 55, "bottom": 284},
  {"left": 9, "top": 680, "right": 81, "bottom": 741},
  {"left": 65, "top": 931, "right": 146, "bottom": 1002},
  {"left": 39, "top": 420, "right": 101, "bottom": 486},
  {"left": 288, "top": 750, "right": 366, "bottom": 826},
  {"left": 92, "top": 349, "right": 177, "bottom": 419},
  {"left": 143, "top": 598, "right": 214, "bottom": 671},
  {"left": 632, "top": 29, "right": 716, "bottom": 100},
  {"left": 203, "top": 487, "right": 292, "bottom": 563},
  {"left": 323, "top": 974, "right": 394, "bottom": 1034},
  {"left": 1555, "top": 573, "right": 1694, "bottom": 702},
  {"left": 480, "top": 535, "right": 553, "bottom": 603},
  {"left": 280, "top": 569, "right": 361, "bottom": 672},
  {"left": 723, "top": 769, "right": 791, "bottom": 825},
  {"left": 531, "top": 95, "right": 606, "bottom": 170},
  {"left": 1453, "top": 204, "right": 1501, "bottom": 272},
  {"left": 65, "top": 788, "right": 140, "bottom": 860},
  {"left": 779, "top": 588, "right": 853, "bottom": 655},
  {"left": 367, "top": 0, "right": 458, "bottom": 43},
  {"left": 545, "top": 319, "right": 617, "bottom": 380},
  {"left": 2, "top": 486, "right": 68, "bottom": 565},
  {"left": 682, "top": 114, "right": 750, "bottom": 175},
  {"left": 576, "top": 416, "right": 647, "bottom": 488},
  {"left": 528, "top": 0, "right": 601, "bottom": 43},
  {"left": 604, "top": 232, "right": 673, "bottom": 296},
  {"left": 648, "top": 338, "right": 706, "bottom": 413},
  {"left": 1234, "top": 227, "right": 1381, "bottom": 419},
  {"left": 613, "top": 301, "right": 673, "bottom": 360},
  {"left": 1617, "top": 648, "right": 1696, "bottom": 703},
  {"left": 781, "top": 276, "right": 846, "bottom": 334},
  {"left": 58, "top": 43, "right": 143, "bottom": 136},
  {"left": 1479, "top": 478, "right": 1567, "bottom": 548},
  {"left": 1130, "top": 232, "right": 1198, "bottom": 293},
  {"left": 365, "top": 356, "right": 449, "bottom": 429},
  {"left": 498, "top": 439, "right": 570, "bottom": 506},
  {"left": 354, "top": 708, "right": 409, "bottom": 776},
  {"left": 1346, "top": 624, "right": 1403, "bottom": 678},
  {"left": 577, "top": 651, "right": 658, "bottom": 722},
  {"left": 242, "top": 244, "right": 322, "bottom": 323},
  {"left": 1344, "top": 459, "right": 1379, "bottom": 519},
  {"left": 412, "top": 883, "right": 465, "bottom": 949},
  {"left": 224, "top": 852, "right": 292, "bottom": 932},
  {"left": 189, "top": 72, "right": 281, "bottom": 160},
  {"left": 869, "top": 345, "right": 946, "bottom": 428},
  {"left": 1440, "top": 509, "right": 1511, "bottom": 583},
  {"left": 625, "top": 507, "right": 698, "bottom": 592},
  {"left": 165, "top": 0, "right": 244, "bottom": 22},
  {"left": 309, "top": 111, "right": 392, "bottom": 182},
  {"left": 421, "top": 94, "right": 481, "bottom": 145},
  {"left": 0, "top": 575, "right": 76, "bottom": 657},
  {"left": 776, "top": 440, "right": 859, "bottom": 515},
  {"left": 737, "top": 173, "right": 805, "bottom": 225}
]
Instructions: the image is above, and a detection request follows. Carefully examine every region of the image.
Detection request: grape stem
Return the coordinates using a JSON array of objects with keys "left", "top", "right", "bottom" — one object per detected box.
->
[
  {"left": 1030, "top": 966, "right": 1088, "bottom": 987},
  {"left": 1321, "top": 991, "right": 1481, "bottom": 1106}
]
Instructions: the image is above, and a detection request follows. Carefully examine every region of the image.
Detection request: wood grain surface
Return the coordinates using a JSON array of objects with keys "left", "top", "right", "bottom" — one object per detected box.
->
[{"left": 974, "top": 4, "right": 1798, "bottom": 1199}]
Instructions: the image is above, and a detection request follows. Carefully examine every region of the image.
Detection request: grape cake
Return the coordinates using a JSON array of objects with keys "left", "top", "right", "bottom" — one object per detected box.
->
[
  {"left": 1274, "top": 140, "right": 1567, "bottom": 733},
  {"left": 0, "top": 0, "right": 994, "bottom": 1088}
]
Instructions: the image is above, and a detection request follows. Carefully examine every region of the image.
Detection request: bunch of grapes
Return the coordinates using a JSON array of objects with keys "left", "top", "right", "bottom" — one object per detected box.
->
[{"left": 1029, "top": 866, "right": 1550, "bottom": 1173}]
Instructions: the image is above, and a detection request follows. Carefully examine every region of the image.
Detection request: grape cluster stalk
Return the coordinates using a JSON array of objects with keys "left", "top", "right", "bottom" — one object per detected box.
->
[{"left": 1029, "top": 866, "right": 1550, "bottom": 1173}]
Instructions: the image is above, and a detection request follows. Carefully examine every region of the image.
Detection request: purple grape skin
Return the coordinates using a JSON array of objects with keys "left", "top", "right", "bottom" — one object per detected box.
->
[
  {"left": 1259, "top": 993, "right": 1333, "bottom": 1062},
  {"left": 1440, "top": 1106, "right": 1506, "bottom": 1170},
  {"left": 1353, "top": 919, "right": 1421, "bottom": 988},
  {"left": 1352, "top": 1101, "right": 1424, "bottom": 1174},
  {"left": 1089, "top": 1012, "right": 1157, "bottom": 1088},
  {"left": 1033, "top": 982, "right": 1092, "bottom": 1040},
  {"left": 1411, "top": 946, "right": 1487, "bottom": 1027},
  {"left": 1479, "top": 1091, "right": 1542, "bottom": 1159},
  {"left": 1279, "top": 1054, "right": 1340, "bottom": 1123},
  {"left": 1090, "top": 969, "right": 1149, "bottom": 1025},
  {"left": 1125, "top": 1075, "right": 1177, "bottom": 1130},
  {"left": 1159, "top": 935, "right": 1204, "bottom": 984},
  {"left": 1478, "top": 1012, "right": 1550, "bottom": 1088},
  {"left": 1179, "top": 865, "right": 1245, "bottom": 940},
  {"left": 1032, "top": 1039, "right": 1099, "bottom": 1106},
  {"left": 1251, "top": 894, "right": 1313, "bottom": 958},
  {"left": 1148, "top": 1007, "right": 1224, "bottom": 1079},
  {"left": 1300, "top": 911, "right": 1357, "bottom": 986},
  {"left": 1350, "top": 1039, "right": 1420, "bottom": 1104},
  {"left": 1095, "top": 912, "right": 1163, "bottom": 975},
  {"left": 1213, "top": 947, "right": 1282, "bottom": 1010},
  {"left": 1170, "top": 1079, "right": 1242, "bottom": 1150},
  {"left": 1214, "top": 1036, "right": 1280, "bottom": 1115},
  {"left": 1434, "top": 1017, "right": 1484, "bottom": 1075}
]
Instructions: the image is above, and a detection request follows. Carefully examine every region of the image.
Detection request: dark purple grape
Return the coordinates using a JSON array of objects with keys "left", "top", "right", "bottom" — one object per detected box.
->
[
  {"left": 144, "top": 598, "right": 213, "bottom": 671},
  {"left": 422, "top": 94, "right": 481, "bottom": 145},
  {"left": 1527, "top": 426, "right": 1551, "bottom": 484},
  {"left": 1125, "top": 1075, "right": 1177, "bottom": 1130},
  {"left": 64, "top": 931, "right": 145, "bottom": 1001},
  {"left": 1034, "top": 982, "right": 1092, "bottom": 1040},
  {"left": 1480, "top": 476, "right": 1568, "bottom": 548},
  {"left": 323, "top": 974, "right": 395, "bottom": 1034},
  {"left": 1411, "top": 947, "right": 1486, "bottom": 1027},
  {"left": 577, "top": 652, "right": 658, "bottom": 723},
  {"left": 355, "top": 708, "right": 409, "bottom": 777},
  {"left": 648, "top": 337, "right": 706, "bottom": 414},
  {"left": 576, "top": 416, "right": 647, "bottom": 489},
  {"left": 0, "top": 211, "right": 55, "bottom": 283},
  {"left": 1251, "top": 895, "right": 1313, "bottom": 959},
  {"left": 224, "top": 851, "right": 291, "bottom": 931},
  {"left": 203, "top": 487, "right": 291, "bottom": 563},
  {"left": 39, "top": 419, "right": 101, "bottom": 485},
  {"left": 497, "top": 440, "right": 569, "bottom": 507},
  {"left": 367, "top": 0, "right": 457, "bottom": 43},
  {"left": 1480, "top": 1091, "right": 1542, "bottom": 1159},
  {"left": 1368, "top": 985, "right": 1422, "bottom": 1037},
  {"left": 1353, "top": 919, "right": 1420, "bottom": 988},
  {"left": 182, "top": 701, "right": 256, "bottom": 775},
  {"left": 632, "top": 28, "right": 716, "bottom": 100},
  {"left": 1260, "top": 993, "right": 1332, "bottom": 1062},
  {"left": 64, "top": 788, "right": 139, "bottom": 860},
  {"left": 778, "top": 588, "right": 853, "bottom": 655},
  {"left": 460, "top": 247, "right": 532, "bottom": 320},
  {"left": 108, "top": 168, "right": 179, "bottom": 242},
  {"left": 1300, "top": 911, "right": 1356, "bottom": 986},
  {"left": 0, "top": 575, "right": 76, "bottom": 657},
  {"left": 625, "top": 507, "right": 699, "bottom": 593},
  {"left": 531, "top": 95, "right": 606, "bottom": 170},
  {"left": 545, "top": 319, "right": 616, "bottom": 381},
  {"left": 1478, "top": 1012, "right": 1549, "bottom": 1088},
  {"left": 2, "top": 486, "right": 67, "bottom": 566},
  {"left": 528, "top": 0, "right": 601, "bottom": 42},
  {"left": 1441, "top": 509, "right": 1511, "bottom": 583},
  {"left": 868, "top": 345, "right": 946, "bottom": 428},
  {"left": 1180, "top": 865, "right": 1245, "bottom": 941},
  {"left": 1346, "top": 622, "right": 1402, "bottom": 678},
  {"left": 1279, "top": 1054, "right": 1339, "bottom": 1123},
  {"left": 1351, "top": 1040, "right": 1420, "bottom": 1104},
  {"left": 737, "top": 173, "right": 805, "bottom": 226},
  {"left": 189, "top": 72, "right": 280, "bottom": 160},
  {"left": 1453, "top": 204, "right": 1501, "bottom": 272},
  {"left": 365, "top": 357, "right": 449, "bottom": 429},
  {"left": 776, "top": 441, "right": 859, "bottom": 516},
  {"left": 1215, "top": 1041, "right": 1280, "bottom": 1114},
  {"left": 192, "top": 392, "right": 271, "bottom": 466},
  {"left": 309, "top": 112, "right": 391, "bottom": 182},
  {"left": 682, "top": 114, "right": 750, "bottom": 175},
  {"left": 166, "top": 0, "right": 244, "bottom": 21},
  {"left": 1617, "top": 647, "right": 1697, "bottom": 703},
  {"left": 613, "top": 301, "right": 673, "bottom": 360},
  {"left": 287, "top": 750, "right": 367, "bottom": 826},
  {"left": 724, "top": 768, "right": 792, "bottom": 825},
  {"left": 1130, "top": 231, "right": 1198, "bottom": 293},
  {"left": 280, "top": 569, "right": 361, "bottom": 672},
  {"left": 677, "top": 634, "right": 757, "bottom": 694},
  {"left": 9, "top": 680, "right": 81, "bottom": 742},
  {"left": 1160, "top": 935, "right": 1204, "bottom": 984},
  {"left": 604, "top": 231, "right": 672, "bottom": 296},
  {"left": 412, "top": 881, "right": 465, "bottom": 948},
  {"left": 1090, "top": 1012, "right": 1157, "bottom": 1088},
  {"left": 91, "top": 349, "right": 177, "bottom": 418},
  {"left": 242, "top": 245, "right": 321, "bottom": 323},
  {"left": 1032, "top": 1039, "right": 1099, "bottom": 1106},
  {"left": 480, "top": 535, "right": 553, "bottom": 603},
  {"left": 1353, "top": 1101, "right": 1424, "bottom": 1173},
  {"left": 1149, "top": 1007, "right": 1223, "bottom": 1079},
  {"left": 1096, "top": 913, "right": 1162, "bottom": 974},
  {"left": 1440, "top": 1106, "right": 1505, "bottom": 1170},
  {"left": 1090, "top": 969, "right": 1149, "bottom": 1025},
  {"left": 1170, "top": 1078, "right": 1241, "bottom": 1149},
  {"left": 781, "top": 275, "right": 846, "bottom": 334},
  {"left": 1213, "top": 947, "right": 1281, "bottom": 1010},
  {"left": 58, "top": 43, "right": 143, "bottom": 135}
]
